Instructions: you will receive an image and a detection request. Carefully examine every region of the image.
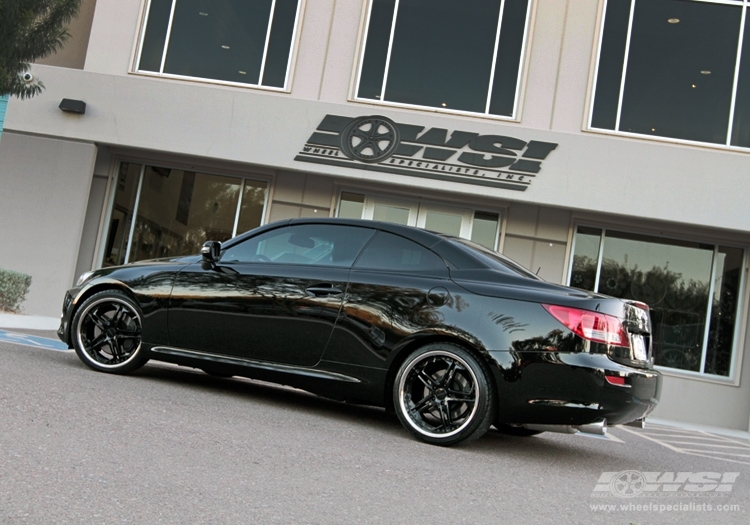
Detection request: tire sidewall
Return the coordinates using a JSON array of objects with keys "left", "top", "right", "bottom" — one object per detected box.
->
[
  {"left": 72, "top": 290, "right": 147, "bottom": 374},
  {"left": 393, "top": 343, "right": 496, "bottom": 446}
]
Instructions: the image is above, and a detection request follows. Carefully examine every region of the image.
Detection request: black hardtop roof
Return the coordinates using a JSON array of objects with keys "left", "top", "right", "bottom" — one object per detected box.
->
[
  {"left": 227, "top": 217, "right": 490, "bottom": 270},
  {"left": 287, "top": 217, "right": 446, "bottom": 247}
]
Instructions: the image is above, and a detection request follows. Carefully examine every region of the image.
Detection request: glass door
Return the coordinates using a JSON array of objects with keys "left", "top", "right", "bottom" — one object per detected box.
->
[
  {"left": 337, "top": 191, "right": 500, "bottom": 249},
  {"left": 365, "top": 197, "right": 417, "bottom": 226},
  {"left": 416, "top": 205, "right": 473, "bottom": 238}
]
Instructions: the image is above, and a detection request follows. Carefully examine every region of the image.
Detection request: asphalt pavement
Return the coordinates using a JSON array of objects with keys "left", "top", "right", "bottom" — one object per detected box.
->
[{"left": 1, "top": 330, "right": 748, "bottom": 524}]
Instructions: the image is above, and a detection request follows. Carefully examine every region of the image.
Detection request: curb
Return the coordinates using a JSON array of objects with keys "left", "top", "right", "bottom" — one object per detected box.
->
[{"left": 0, "top": 313, "right": 59, "bottom": 330}]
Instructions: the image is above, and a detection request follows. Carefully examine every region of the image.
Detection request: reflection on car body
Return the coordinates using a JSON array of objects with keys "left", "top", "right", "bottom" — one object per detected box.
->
[{"left": 58, "top": 218, "right": 661, "bottom": 446}]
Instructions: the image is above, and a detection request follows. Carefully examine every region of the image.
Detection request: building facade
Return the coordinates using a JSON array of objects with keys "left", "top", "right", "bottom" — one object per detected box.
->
[{"left": 1, "top": 0, "right": 749, "bottom": 431}]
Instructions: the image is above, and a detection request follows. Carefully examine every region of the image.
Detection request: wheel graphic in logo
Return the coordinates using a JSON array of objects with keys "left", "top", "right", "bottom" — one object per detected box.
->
[
  {"left": 340, "top": 116, "right": 400, "bottom": 163},
  {"left": 610, "top": 470, "right": 646, "bottom": 498}
]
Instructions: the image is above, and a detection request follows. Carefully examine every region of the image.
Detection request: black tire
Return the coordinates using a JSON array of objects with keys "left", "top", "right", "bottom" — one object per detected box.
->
[
  {"left": 71, "top": 290, "right": 148, "bottom": 374},
  {"left": 393, "top": 343, "right": 496, "bottom": 446},
  {"left": 494, "top": 423, "right": 543, "bottom": 437}
]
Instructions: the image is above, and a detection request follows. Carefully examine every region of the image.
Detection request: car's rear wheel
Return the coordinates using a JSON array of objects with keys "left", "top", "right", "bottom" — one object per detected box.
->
[
  {"left": 72, "top": 290, "right": 148, "bottom": 374},
  {"left": 394, "top": 343, "right": 495, "bottom": 446}
]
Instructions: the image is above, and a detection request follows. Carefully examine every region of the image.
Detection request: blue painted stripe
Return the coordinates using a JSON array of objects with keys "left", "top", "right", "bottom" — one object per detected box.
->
[
  {"left": 0, "top": 94, "right": 8, "bottom": 140},
  {"left": 0, "top": 329, "right": 71, "bottom": 351}
]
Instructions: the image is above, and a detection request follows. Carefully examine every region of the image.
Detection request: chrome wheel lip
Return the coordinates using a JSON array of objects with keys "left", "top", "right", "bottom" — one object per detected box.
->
[
  {"left": 397, "top": 350, "right": 480, "bottom": 439},
  {"left": 75, "top": 296, "right": 142, "bottom": 369}
]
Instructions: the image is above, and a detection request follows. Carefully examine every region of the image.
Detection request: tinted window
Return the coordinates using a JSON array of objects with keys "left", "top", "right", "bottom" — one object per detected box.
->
[
  {"left": 354, "top": 232, "right": 447, "bottom": 274},
  {"left": 591, "top": 0, "right": 746, "bottom": 146},
  {"left": 137, "top": 0, "right": 300, "bottom": 89},
  {"left": 221, "top": 225, "right": 374, "bottom": 266},
  {"left": 357, "top": 0, "right": 530, "bottom": 117},
  {"left": 452, "top": 238, "right": 540, "bottom": 279}
]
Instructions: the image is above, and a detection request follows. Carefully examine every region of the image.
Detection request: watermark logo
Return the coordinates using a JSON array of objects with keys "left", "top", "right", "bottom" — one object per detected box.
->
[
  {"left": 592, "top": 471, "right": 740, "bottom": 498},
  {"left": 609, "top": 470, "right": 647, "bottom": 497}
]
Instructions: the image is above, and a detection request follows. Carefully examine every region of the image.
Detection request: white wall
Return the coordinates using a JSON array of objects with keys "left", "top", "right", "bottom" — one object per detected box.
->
[
  {"left": 6, "top": 65, "right": 750, "bottom": 235},
  {"left": 0, "top": 133, "right": 97, "bottom": 317}
]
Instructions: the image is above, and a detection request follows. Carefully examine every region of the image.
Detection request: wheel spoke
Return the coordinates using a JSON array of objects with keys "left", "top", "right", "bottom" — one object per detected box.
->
[
  {"left": 416, "top": 368, "right": 438, "bottom": 391},
  {"left": 437, "top": 401, "right": 453, "bottom": 431},
  {"left": 117, "top": 331, "right": 140, "bottom": 340},
  {"left": 108, "top": 337, "right": 121, "bottom": 358},
  {"left": 112, "top": 304, "right": 127, "bottom": 326},
  {"left": 411, "top": 394, "right": 433, "bottom": 413},
  {"left": 443, "top": 360, "right": 459, "bottom": 386},
  {"left": 87, "top": 310, "right": 110, "bottom": 331},
  {"left": 447, "top": 392, "right": 476, "bottom": 405},
  {"left": 87, "top": 333, "right": 108, "bottom": 351}
]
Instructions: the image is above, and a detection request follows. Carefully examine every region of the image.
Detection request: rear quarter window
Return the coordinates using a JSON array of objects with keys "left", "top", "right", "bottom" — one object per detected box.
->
[{"left": 354, "top": 231, "right": 447, "bottom": 274}]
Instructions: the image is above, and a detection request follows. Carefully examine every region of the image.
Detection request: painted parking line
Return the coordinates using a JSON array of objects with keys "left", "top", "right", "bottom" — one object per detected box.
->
[
  {"left": 0, "top": 329, "right": 70, "bottom": 352},
  {"left": 576, "top": 430, "right": 625, "bottom": 443},
  {"left": 620, "top": 424, "right": 750, "bottom": 466}
]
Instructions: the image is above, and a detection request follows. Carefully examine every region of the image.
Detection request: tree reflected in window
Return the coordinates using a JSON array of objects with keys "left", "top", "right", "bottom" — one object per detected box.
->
[{"left": 570, "top": 226, "right": 742, "bottom": 377}]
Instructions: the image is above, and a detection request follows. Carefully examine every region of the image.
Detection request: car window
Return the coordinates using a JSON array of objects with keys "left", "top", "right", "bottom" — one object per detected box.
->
[
  {"left": 220, "top": 224, "right": 375, "bottom": 266},
  {"left": 354, "top": 232, "right": 447, "bottom": 274},
  {"left": 451, "top": 237, "right": 542, "bottom": 280}
]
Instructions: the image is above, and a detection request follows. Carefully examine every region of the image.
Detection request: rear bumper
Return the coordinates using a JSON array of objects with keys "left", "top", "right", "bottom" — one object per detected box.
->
[{"left": 490, "top": 351, "right": 662, "bottom": 427}]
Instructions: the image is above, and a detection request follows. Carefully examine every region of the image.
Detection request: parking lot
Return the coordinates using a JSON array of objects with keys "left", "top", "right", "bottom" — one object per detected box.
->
[{"left": 1, "top": 329, "right": 748, "bottom": 524}]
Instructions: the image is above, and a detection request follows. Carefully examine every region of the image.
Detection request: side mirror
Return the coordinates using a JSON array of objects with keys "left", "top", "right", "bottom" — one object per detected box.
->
[{"left": 201, "top": 241, "right": 221, "bottom": 269}]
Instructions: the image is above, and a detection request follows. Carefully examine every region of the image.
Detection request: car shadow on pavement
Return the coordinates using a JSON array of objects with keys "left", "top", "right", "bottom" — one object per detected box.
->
[{"left": 55, "top": 353, "right": 632, "bottom": 461}]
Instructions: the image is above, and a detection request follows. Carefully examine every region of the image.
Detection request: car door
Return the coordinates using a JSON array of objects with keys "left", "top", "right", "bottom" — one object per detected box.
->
[
  {"left": 322, "top": 231, "right": 452, "bottom": 368},
  {"left": 168, "top": 223, "right": 375, "bottom": 367}
]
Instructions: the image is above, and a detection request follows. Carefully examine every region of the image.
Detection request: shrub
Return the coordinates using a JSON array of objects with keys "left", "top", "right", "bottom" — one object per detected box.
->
[{"left": 0, "top": 268, "right": 32, "bottom": 313}]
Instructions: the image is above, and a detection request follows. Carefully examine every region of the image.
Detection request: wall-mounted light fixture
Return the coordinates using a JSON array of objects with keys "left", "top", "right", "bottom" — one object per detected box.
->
[{"left": 59, "top": 98, "right": 86, "bottom": 114}]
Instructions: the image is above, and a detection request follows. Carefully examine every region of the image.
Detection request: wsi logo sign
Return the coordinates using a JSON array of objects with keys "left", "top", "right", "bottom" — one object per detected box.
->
[
  {"left": 592, "top": 471, "right": 740, "bottom": 498},
  {"left": 294, "top": 114, "right": 558, "bottom": 192}
]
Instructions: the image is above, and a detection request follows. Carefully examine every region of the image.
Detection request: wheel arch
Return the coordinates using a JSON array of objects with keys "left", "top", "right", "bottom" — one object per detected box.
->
[{"left": 66, "top": 282, "right": 137, "bottom": 346}]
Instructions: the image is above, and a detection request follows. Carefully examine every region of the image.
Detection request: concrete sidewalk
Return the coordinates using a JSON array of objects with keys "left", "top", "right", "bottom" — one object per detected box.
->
[{"left": 0, "top": 313, "right": 59, "bottom": 330}]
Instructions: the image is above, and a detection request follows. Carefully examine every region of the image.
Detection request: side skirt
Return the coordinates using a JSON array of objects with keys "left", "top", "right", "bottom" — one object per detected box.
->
[{"left": 149, "top": 346, "right": 361, "bottom": 383}]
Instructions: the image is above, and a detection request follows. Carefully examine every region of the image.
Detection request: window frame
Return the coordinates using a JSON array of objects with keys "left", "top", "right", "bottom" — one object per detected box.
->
[
  {"left": 587, "top": 0, "right": 750, "bottom": 151},
  {"left": 352, "top": 230, "right": 450, "bottom": 276},
  {"left": 132, "top": 0, "right": 304, "bottom": 92},
  {"left": 334, "top": 189, "right": 504, "bottom": 251},
  {"left": 220, "top": 224, "right": 376, "bottom": 267},
  {"left": 566, "top": 221, "right": 749, "bottom": 385},
  {"left": 95, "top": 158, "right": 272, "bottom": 268},
  {"left": 351, "top": 0, "right": 533, "bottom": 120}
]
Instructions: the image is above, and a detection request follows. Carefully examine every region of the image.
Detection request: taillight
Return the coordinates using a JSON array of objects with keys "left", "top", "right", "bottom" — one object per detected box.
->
[
  {"left": 542, "top": 304, "right": 630, "bottom": 348},
  {"left": 605, "top": 375, "right": 627, "bottom": 386}
]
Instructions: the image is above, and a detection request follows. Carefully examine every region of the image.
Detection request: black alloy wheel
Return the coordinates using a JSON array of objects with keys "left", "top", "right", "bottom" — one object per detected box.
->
[
  {"left": 72, "top": 290, "right": 148, "bottom": 374},
  {"left": 394, "top": 343, "right": 496, "bottom": 446}
]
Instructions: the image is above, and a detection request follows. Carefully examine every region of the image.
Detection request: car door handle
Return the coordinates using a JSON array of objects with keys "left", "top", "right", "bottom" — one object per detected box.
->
[{"left": 305, "top": 284, "right": 343, "bottom": 297}]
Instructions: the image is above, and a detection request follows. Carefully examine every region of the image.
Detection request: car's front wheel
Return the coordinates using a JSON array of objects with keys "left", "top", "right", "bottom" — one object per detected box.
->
[
  {"left": 393, "top": 343, "right": 496, "bottom": 446},
  {"left": 72, "top": 290, "right": 148, "bottom": 374}
]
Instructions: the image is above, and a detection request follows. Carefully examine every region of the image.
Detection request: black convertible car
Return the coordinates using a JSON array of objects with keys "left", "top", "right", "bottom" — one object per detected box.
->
[{"left": 58, "top": 218, "right": 661, "bottom": 446}]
